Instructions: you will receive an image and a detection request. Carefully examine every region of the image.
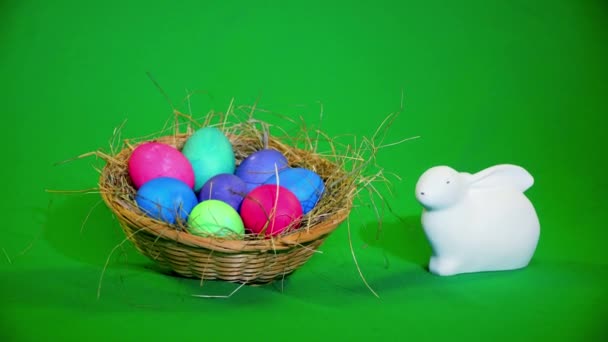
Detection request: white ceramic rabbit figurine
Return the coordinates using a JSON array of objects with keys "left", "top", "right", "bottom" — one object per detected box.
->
[{"left": 415, "top": 164, "right": 540, "bottom": 276}]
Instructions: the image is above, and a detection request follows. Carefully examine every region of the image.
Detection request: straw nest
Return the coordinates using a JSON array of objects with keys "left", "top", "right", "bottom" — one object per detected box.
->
[{"left": 85, "top": 95, "right": 409, "bottom": 295}]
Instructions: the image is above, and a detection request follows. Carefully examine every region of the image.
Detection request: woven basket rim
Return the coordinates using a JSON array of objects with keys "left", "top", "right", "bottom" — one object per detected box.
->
[{"left": 99, "top": 133, "right": 354, "bottom": 253}]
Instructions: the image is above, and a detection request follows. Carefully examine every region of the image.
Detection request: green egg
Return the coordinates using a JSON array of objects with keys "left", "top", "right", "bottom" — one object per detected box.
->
[
  {"left": 182, "top": 127, "right": 235, "bottom": 191},
  {"left": 187, "top": 200, "right": 245, "bottom": 238}
]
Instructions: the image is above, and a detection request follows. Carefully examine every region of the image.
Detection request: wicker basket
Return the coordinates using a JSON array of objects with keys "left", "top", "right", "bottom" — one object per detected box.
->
[{"left": 99, "top": 132, "right": 354, "bottom": 284}]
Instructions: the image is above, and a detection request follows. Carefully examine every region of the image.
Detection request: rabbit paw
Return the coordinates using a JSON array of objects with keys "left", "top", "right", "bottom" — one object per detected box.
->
[{"left": 429, "top": 256, "right": 460, "bottom": 276}]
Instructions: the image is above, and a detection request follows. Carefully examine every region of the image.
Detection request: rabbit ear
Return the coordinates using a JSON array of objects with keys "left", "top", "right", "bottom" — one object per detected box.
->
[{"left": 467, "top": 164, "right": 534, "bottom": 192}]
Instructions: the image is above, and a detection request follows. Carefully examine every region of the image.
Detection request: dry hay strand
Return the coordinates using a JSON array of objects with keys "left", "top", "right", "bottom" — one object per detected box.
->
[{"left": 65, "top": 93, "right": 416, "bottom": 298}]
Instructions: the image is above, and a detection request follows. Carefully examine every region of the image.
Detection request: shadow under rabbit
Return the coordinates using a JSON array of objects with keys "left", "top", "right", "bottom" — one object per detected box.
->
[{"left": 358, "top": 216, "right": 432, "bottom": 269}]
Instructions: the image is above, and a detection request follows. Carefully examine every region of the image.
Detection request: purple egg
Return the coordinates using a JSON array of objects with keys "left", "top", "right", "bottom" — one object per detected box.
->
[
  {"left": 199, "top": 174, "right": 248, "bottom": 211},
  {"left": 235, "top": 149, "right": 289, "bottom": 192}
]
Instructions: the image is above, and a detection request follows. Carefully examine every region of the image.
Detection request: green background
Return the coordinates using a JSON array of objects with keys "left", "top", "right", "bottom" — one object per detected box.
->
[{"left": 2, "top": 0, "right": 607, "bottom": 340}]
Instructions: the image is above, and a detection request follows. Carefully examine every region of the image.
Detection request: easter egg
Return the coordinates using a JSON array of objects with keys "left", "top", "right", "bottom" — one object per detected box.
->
[
  {"left": 135, "top": 177, "right": 198, "bottom": 224},
  {"left": 235, "top": 149, "right": 289, "bottom": 192},
  {"left": 128, "top": 142, "right": 195, "bottom": 189},
  {"left": 264, "top": 167, "right": 325, "bottom": 214},
  {"left": 199, "top": 174, "right": 248, "bottom": 212},
  {"left": 182, "top": 127, "right": 236, "bottom": 191},
  {"left": 187, "top": 200, "right": 245, "bottom": 238},
  {"left": 240, "top": 184, "right": 303, "bottom": 237}
]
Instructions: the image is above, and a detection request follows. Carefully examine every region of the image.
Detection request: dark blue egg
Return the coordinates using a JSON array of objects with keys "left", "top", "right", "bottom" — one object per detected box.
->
[
  {"left": 135, "top": 177, "right": 198, "bottom": 224},
  {"left": 199, "top": 173, "right": 248, "bottom": 212},
  {"left": 235, "top": 149, "right": 289, "bottom": 192},
  {"left": 264, "top": 167, "right": 325, "bottom": 214}
]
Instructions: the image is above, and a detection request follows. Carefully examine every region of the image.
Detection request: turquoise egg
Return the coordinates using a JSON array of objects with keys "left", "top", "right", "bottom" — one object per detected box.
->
[
  {"left": 264, "top": 167, "right": 325, "bottom": 214},
  {"left": 182, "top": 127, "right": 236, "bottom": 191}
]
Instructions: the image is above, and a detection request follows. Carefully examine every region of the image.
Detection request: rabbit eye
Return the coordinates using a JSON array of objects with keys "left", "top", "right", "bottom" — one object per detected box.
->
[{"left": 446, "top": 180, "right": 451, "bottom": 184}]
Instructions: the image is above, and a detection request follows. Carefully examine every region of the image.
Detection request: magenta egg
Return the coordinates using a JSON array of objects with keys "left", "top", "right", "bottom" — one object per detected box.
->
[
  {"left": 128, "top": 142, "right": 195, "bottom": 189},
  {"left": 240, "top": 184, "right": 303, "bottom": 237}
]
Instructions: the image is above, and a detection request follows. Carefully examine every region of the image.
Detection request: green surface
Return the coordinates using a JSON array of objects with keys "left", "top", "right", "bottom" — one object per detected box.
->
[{"left": 2, "top": 0, "right": 607, "bottom": 340}]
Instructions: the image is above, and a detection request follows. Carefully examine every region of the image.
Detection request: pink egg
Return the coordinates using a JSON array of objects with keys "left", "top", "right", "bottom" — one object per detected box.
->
[
  {"left": 128, "top": 142, "right": 195, "bottom": 189},
  {"left": 240, "top": 184, "right": 303, "bottom": 237}
]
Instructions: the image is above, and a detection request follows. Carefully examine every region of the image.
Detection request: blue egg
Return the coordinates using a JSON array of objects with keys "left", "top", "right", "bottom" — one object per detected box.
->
[
  {"left": 264, "top": 167, "right": 325, "bottom": 214},
  {"left": 135, "top": 177, "right": 198, "bottom": 224}
]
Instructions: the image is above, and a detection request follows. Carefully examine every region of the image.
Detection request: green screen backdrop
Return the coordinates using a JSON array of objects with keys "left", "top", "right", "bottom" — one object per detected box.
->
[{"left": 1, "top": 0, "right": 607, "bottom": 341}]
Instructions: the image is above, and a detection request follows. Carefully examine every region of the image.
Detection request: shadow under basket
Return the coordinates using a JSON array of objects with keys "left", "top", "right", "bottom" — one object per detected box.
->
[{"left": 98, "top": 133, "right": 354, "bottom": 285}]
